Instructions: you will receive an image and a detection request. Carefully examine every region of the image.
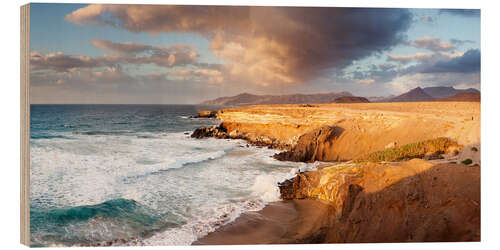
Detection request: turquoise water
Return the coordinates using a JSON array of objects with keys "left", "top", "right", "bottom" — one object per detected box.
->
[{"left": 30, "top": 104, "right": 317, "bottom": 246}]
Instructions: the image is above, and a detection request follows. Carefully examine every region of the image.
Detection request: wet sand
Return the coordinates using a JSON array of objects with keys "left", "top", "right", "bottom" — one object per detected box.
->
[{"left": 193, "top": 199, "right": 331, "bottom": 245}]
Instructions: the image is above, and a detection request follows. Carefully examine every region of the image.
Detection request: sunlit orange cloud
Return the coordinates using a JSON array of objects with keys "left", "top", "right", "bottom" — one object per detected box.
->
[
  {"left": 388, "top": 52, "right": 465, "bottom": 64},
  {"left": 65, "top": 5, "right": 413, "bottom": 86}
]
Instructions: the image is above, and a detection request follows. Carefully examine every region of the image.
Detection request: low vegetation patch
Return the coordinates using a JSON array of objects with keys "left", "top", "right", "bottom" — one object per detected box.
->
[
  {"left": 356, "top": 137, "right": 460, "bottom": 163},
  {"left": 461, "top": 158, "right": 473, "bottom": 165}
]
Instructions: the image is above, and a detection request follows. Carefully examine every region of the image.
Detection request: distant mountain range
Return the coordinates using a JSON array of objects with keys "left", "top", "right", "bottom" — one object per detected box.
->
[
  {"left": 200, "top": 86, "right": 480, "bottom": 106},
  {"left": 372, "top": 86, "right": 480, "bottom": 103},
  {"left": 387, "top": 87, "right": 435, "bottom": 102},
  {"left": 200, "top": 92, "right": 353, "bottom": 106},
  {"left": 422, "top": 86, "right": 480, "bottom": 99}
]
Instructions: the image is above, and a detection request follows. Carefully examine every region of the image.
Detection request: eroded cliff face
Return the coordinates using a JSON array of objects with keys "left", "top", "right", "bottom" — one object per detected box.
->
[
  {"left": 214, "top": 102, "right": 480, "bottom": 163},
  {"left": 279, "top": 159, "right": 480, "bottom": 242}
]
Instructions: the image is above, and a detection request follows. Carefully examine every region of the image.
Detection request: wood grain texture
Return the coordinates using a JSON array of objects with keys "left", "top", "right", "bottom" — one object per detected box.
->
[{"left": 20, "top": 3, "right": 30, "bottom": 246}]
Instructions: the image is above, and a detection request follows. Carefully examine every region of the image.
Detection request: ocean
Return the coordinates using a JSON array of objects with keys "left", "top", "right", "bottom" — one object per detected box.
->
[{"left": 29, "top": 104, "right": 318, "bottom": 246}]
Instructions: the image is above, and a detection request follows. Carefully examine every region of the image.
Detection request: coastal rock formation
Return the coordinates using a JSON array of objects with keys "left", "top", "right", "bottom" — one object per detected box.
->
[
  {"left": 191, "top": 125, "right": 228, "bottom": 139},
  {"left": 190, "top": 110, "right": 218, "bottom": 118},
  {"left": 210, "top": 102, "right": 480, "bottom": 163},
  {"left": 278, "top": 159, "right": 480, "bottom": 242},
  {"left": 193, "top": 101, "right": 481, "bottom": 244},
  {"left": 191, "top": 124, "right": 288, "bottom": 149},
  {"left": 273, "top": 126, "right": 344, "bottom": 162},
  {"left": 332, "top": 96, "right": 370, "bottom": 103}
]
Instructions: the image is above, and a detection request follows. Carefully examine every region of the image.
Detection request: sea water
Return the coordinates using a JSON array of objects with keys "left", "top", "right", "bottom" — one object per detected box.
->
[{"left": 30, "top": 104, "right": 318, "bottom": 246}]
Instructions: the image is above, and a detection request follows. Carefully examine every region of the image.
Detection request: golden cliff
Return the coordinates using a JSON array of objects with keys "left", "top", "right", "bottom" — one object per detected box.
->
[
  {"left": 208, "top": 102, "right": 480, "bottom": 163},
  {"left": 278, "top": 159, "right": 480, "bottom": 242},
  {"left": 192, "top": 101, "right": 480, "bottom": 242}
]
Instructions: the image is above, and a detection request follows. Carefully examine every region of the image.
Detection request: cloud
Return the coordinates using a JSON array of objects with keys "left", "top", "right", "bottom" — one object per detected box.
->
[
  {"left": 65, "top": 5, "right": 413, "bottom": 85},
  {"left": 439, "top": 9, "right": 480, "bottom": 17},
  {"left": 92, "top": 39, "right": 199, "bottom": 67},
  {"left": 388, "top": 53, "right": 434, "bottom": 63},
  {"left": 172, "top": 68, "right": 224, "bottom": 83},
  {"left": 420, "top": 16, "right": 434, "bottom": 23},
  {"left": 387, "top": 51, "right": 463, "bottom": 64},
  {"left": 420, "top": 49, "right": 480, "bottom": 73},
  {"left": 30, "top": 51, "right": 117, "bottom": 71},
  {"left": 31, "top": 40, "right": 199, "bottom": 72},
  {"left": 357, "top": 79, "right": 375, "bottom": 84},
  {"left": 409, "top": 36, "right": 456, "bottom": 52},
  {"left": 377, "top": 63, "right": 397, "bottom": 71},
  {"left": 29, "top": 65, "right": 232, "bottom": 104},
  {"left": 340, "top": 49, "right": 479, "bottom": 94},
  {"left": 30, "top": 65, "right": 134, "bottom": 86},
  {"left": 450, "top": 39, "right": 475, "bottom": 46},
  {"left": 91, "top": 39, "right": 153, "bottom": 54}
]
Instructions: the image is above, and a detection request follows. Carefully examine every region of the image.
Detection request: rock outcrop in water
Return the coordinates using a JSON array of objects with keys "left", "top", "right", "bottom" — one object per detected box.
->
[
  {"left": 191, "top": 123, "right": 288, "bottom": 149},
  {"left": 190, "top": 110, "right": 218, "bottom": 118},
  {"left": 191, "top": 125, "right": 228, "bottom": 139}
]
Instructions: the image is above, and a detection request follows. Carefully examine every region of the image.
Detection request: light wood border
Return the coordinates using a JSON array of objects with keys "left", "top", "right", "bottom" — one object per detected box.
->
[{"left": 20, "top": 3, "right": 30, "bottom": 246}]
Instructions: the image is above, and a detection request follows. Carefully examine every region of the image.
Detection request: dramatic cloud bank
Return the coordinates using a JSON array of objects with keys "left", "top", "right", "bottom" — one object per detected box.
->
[
  {"left": 29, "top": 5, "right": 480, "bottom": 103},
  {"left": 65, "top": 5, "right": 413, "bottom": 85}
]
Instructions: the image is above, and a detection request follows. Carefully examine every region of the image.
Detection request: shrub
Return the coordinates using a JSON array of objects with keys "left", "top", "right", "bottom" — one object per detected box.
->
[
  {"left": 356, "top": 137, "right": 459, "bottom": 163},
  {"left": 461, "top": 158, "right": 473, "bottom": 165}
]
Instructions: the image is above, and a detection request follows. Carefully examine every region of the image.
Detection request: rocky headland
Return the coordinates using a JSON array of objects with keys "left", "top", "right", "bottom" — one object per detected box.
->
[{"left": 192, "top": 101, "right": 480, "bottom": 243}]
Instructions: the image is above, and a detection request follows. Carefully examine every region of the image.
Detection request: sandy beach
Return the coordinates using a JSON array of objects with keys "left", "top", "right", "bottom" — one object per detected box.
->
[{"left": 194, "top": 199, "right": 331, "bottom": 245}]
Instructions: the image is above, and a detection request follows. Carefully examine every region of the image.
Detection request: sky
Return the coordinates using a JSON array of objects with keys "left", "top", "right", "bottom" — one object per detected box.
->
[{"left": 29, "top": 4, "right": 480, "bottom": 104}]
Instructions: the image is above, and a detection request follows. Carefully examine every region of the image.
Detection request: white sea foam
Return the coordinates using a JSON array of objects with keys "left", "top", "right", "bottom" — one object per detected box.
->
[{"left": 30, "top": 131, "right": 319, "bottom": 246}]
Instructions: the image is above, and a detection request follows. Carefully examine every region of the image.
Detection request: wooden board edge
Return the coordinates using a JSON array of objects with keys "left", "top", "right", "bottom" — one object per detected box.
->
[{"left": 20, "top": 3, "right": 30, "bottom": 247}]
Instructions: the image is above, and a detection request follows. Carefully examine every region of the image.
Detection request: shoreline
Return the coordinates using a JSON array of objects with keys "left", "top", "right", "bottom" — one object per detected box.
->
[{"left": 193, "top": 199, "right": 331, "bottom": 245}]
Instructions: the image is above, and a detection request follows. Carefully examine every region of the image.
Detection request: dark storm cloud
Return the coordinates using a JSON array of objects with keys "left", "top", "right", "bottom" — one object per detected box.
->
[
  {"left": 420, "top": 49, "right": 480, "bottom": 73},
  {"left": 66, "top": 5, "right": 413, "bottom": 84}
]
